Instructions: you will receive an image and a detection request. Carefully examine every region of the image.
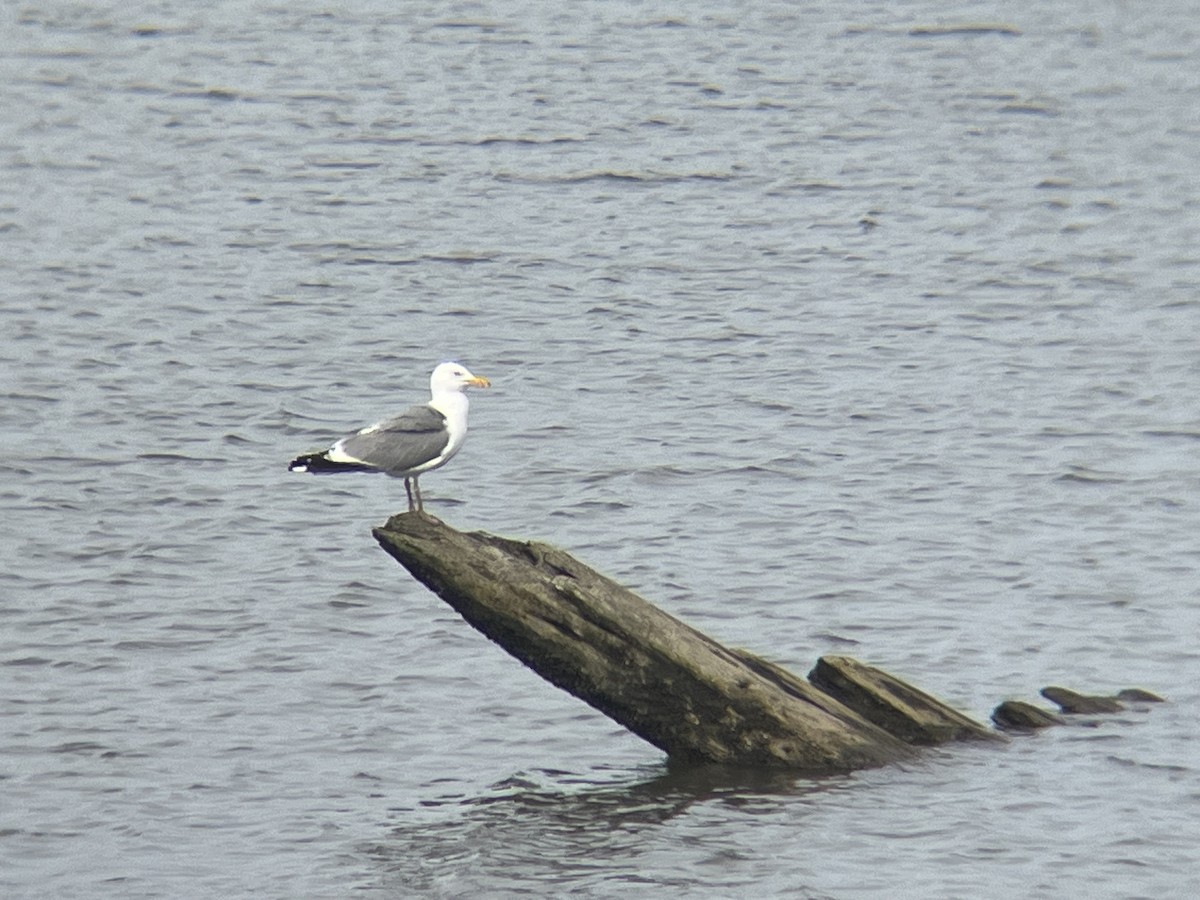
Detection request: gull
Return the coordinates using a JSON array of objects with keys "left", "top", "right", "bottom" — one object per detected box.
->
[{"left": 288, "top": 361, "right": 490, "bottom": 511}]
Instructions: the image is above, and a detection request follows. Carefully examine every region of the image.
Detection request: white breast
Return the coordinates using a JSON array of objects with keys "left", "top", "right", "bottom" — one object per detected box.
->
[{"left": 428, "top": 392, "right": 469, "bottom": 465}]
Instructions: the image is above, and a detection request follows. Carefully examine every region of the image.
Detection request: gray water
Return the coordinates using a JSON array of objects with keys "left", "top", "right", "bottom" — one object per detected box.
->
[{"left": 3, "top": 1, "right": 1199, "bottom": 897}]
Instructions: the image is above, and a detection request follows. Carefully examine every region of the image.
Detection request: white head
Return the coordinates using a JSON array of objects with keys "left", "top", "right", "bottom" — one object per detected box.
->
[{"left": 430, "top": 361, "right": 491, "bottom": 396}]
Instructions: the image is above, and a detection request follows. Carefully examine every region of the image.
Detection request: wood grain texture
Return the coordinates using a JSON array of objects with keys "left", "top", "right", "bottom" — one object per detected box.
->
[{"left": 374, "top": 513, "right": 1002, "bottom": 771}]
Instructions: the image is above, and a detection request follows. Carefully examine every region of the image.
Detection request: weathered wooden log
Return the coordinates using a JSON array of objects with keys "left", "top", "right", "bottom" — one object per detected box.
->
[
  {"left": 810, "top": 656, "right": 1003, "bottom": 744},
  {"left": 373, "top": 512, "right": 1000, "bottom": 772},
  {"left": 992, "top": 700, "right": 1065, "bottom": 731},
  {"left": 993, "top": 685, "right": 1166, "bottom": 730},
  {"left": 1041, "top": 686, "right": 1125, "bottom": 714},
  {"left": 1117, "top": 688, "right": 1165, "bottom": 704}
]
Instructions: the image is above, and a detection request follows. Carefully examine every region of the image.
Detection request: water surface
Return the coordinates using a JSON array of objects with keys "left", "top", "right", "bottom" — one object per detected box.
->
[{"left": 2, "top": 2, "right": 1199, "bottom": 896}]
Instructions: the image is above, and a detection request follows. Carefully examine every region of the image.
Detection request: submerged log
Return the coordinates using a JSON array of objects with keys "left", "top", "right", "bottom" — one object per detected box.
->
[
  {"left": 810, "top": 656, "right": 1001, "bottom": 744},
  {"left": 374, "top": 513, "right": 1001, "bottom": 773},
  {"left": 1041, "top": 686, "right": 1125, "bottom": 714},
  {"left": 992, "top": 700, "right": 1065, "bottom": 731},
  {"left": 992, "top": 685, "right": 1165, "bottom": 731},
  {"left": 1117, "top": 688, "right": 1166, "bottom": 703}
]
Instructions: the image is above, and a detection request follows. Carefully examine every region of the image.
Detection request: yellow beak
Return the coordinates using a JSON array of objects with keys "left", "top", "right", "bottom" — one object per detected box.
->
[{"left": 467, "top": 375, "right": 491, "bottom": 388}]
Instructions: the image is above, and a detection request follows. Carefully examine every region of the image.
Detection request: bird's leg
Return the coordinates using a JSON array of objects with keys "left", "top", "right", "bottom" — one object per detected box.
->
[
  {"left": 413, "top": 477, "right": 424, "bottom": 512},
  {"left": 404, "top": 477, "right": 416, "bottom": 512}
]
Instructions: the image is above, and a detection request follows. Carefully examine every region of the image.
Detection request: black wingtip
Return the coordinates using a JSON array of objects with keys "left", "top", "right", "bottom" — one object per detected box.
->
[
  {"left": 288, "top": 452, "right": 375, "bottom": 474},
  {"left": 288, "top": 453, "right": 319, "bottom": 472}
]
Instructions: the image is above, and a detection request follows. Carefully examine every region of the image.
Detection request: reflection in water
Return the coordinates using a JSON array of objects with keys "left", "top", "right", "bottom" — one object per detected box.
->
[{"left": 366, "top": 764, "right": 849, "bottom": 894}]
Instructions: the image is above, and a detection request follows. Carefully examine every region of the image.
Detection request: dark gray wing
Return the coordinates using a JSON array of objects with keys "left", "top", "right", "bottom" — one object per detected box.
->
[{"left": 332, "top": 403, "right": 449, "bottom": 475}]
